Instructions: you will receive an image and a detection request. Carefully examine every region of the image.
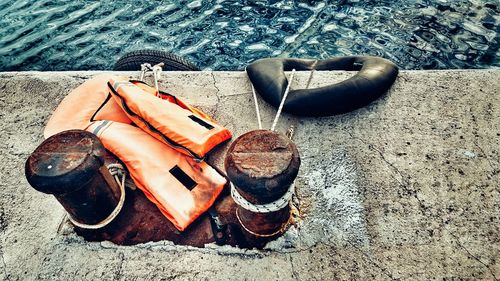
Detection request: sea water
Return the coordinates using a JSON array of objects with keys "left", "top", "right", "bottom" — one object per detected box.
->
[{"left": 0, "top": 0, "right": 498, "bottom": 71}]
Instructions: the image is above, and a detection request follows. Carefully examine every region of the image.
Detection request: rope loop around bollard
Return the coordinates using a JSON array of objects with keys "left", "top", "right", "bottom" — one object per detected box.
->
[
  {"left": 235, "top": 207, "right": 293, "bottom": 238},
  {"left": 232, "top": 180, "right": 295, "bottom": 237},
  {"left": 230, "top": 182, "right": 295, "bottom": 213},
  {"left": 67, "top": 163, "right": 127, "bottom": 230}
]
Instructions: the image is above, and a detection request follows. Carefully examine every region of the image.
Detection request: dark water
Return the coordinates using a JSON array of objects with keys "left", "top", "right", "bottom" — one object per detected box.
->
[{"left": 0, "top": 0, "right": 498, "bottom": 71}]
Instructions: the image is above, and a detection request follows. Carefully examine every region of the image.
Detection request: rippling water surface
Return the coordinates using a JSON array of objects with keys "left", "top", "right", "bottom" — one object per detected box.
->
[{"left": 0, "top": 0, "right": 498, "bottom": 71}]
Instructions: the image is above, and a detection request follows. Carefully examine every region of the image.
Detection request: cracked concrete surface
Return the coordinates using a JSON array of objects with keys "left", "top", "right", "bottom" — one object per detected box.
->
[{"left": 0, "top": 70, "right": 499, "bottom": 280}]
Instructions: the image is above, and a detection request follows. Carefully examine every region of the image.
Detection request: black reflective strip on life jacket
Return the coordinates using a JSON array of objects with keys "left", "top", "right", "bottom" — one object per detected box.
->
[
  {"left": 90, "top": 94, "right": 112, "bottom": 122},
  {"left": 169, "top": 165, "right": 197, "bottom": 190},
  {"left": 108, "top": 82, "right": 203, "bottom": 160},
  {"left": 188, "top": 115, "right": 214, "bottom": 130}
]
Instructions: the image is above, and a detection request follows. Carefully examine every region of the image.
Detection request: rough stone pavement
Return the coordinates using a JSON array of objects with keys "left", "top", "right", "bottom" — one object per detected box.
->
[{"left": 0, "top": 70, "right": 498, "bottom": 280}]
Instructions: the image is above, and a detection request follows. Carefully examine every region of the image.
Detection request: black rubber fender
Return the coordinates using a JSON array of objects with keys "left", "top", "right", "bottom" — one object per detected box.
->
[
  {"left": 246, "top": 56, "right": 399, "bottom": 116},
  {"left": 114, "top": 49, "right": 200, "bottom": 71}
]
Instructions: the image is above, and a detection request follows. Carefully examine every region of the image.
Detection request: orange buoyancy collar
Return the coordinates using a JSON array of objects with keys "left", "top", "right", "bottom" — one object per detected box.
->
[
  {"left": 44, "top": 74, "right": 132, "bottom": 139},
  {"left": 108, "top": 77, "right": 232, "bottom": 160},
  {"left": 87, "top": 120, "right": 226, "bottom": 231}
]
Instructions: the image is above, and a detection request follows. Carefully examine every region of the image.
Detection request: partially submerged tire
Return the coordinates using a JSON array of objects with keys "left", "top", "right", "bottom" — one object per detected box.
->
[{"left": 114, "top": 50, "right": 200, "bottom": 71}]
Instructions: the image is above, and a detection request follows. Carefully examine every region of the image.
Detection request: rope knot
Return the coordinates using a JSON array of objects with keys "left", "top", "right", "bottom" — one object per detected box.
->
[
  {"left": 139, "top": 62, "right": 164, "bottom": 95},
  {"left": 107, "top": 163, "right": 125, "bottom": 177}
]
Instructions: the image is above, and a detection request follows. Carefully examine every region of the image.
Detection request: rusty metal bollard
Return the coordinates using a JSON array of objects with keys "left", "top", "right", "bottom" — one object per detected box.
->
[
  {"left": 225, "top": 130, "right": 300, "bottom": 240},
  {"left": 25, "top": 130, "right": 123, "bottom": 228}
]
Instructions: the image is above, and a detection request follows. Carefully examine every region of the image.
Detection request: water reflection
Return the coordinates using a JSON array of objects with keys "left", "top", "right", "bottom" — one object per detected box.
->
[{"left": 0, "top": 0, "right": 498, "bottom": 71}]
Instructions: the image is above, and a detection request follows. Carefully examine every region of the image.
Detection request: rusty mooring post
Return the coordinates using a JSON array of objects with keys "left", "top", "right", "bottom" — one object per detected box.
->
[
  {"left": 25, "top": 130, "right": 121, "bottom": 226},
  {"left": 224, "top": 130, "right": 300, "bottom": 242}
]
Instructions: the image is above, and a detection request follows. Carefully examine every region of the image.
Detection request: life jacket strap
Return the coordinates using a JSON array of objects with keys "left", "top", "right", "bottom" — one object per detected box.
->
[{"left": 208, "top": 206, "right": 228, "bottom": 245}]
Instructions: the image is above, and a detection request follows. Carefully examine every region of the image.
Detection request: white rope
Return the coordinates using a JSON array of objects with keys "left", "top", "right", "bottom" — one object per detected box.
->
[
  {"left": 245, "top": 68, "right": 263, "bottom": 130},
  {"left": 230, "top": 182, "right": 295, "bottom": 213},
  {"left": 236, "top": 207, "right": 292, "bottom": 237},
  {"left": 139, "top": 62, "right": 164, "bottom": 96},
  {"left": 152, "top": 63, "right": 164, "bottom": 94},
  {"left": 285, "top": 125, "right": 295, "bottom": 140},
  {"left": 68, "top": 163, "right": 127, "bottom": 230},
  {"left": 139, "top": 63, "right": 152, "bottom": 81},
  {"left": 305, "top": 60, "right": 318, "bottom": 90},
  {"left": 270, "top": 69, "right": 296, "bottom": 131},
  {"left": 251, "top": 84, "right": 263, "bottom": 130},
  {"left": 305, "top": 70, "right": 315, "bottom": 89}
]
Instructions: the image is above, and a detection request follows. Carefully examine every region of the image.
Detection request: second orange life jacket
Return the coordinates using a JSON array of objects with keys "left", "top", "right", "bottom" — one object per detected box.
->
[
  {"left": 87, "top": 120, "right": 226, "bottom": 231},
  {"left": 108, "top": 78, "right": 232, "bottom": 160}
]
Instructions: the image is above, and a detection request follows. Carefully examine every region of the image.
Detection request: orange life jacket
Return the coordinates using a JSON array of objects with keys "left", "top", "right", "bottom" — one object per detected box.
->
[
  {"left": 44, "top": 75, "right": 228, "bottom": 231},
  {"left": 44, "top": 74, "right": 131, "bottom": 139},
  {"left": 87, "top": 120, "right": 226, "bottom": 231},
  {"left": 108, "top": 78, "right": 232, "bottom": 160}
]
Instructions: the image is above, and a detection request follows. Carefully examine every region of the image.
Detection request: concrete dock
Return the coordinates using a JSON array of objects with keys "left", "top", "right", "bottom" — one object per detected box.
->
[{"left": 0, "top": 70, "right": 498, "bottom": 280}]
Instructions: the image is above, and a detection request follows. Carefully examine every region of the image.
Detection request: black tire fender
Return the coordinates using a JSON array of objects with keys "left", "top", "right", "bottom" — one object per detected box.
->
[
  {"left": 246, "top": 56, "right": 399, "bottom": 116},
  {"left": 114, "top": 50, "right": 200, "bottom": 71}
]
